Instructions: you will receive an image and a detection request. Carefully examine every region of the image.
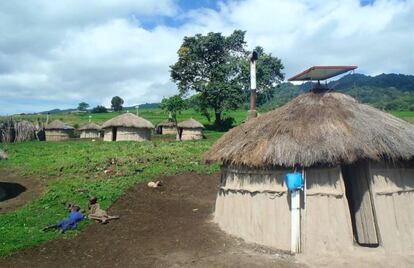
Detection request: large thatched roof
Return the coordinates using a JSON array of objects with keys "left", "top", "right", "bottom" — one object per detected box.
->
[
  {"left": 204, "top": 92, "right": 414, "bottom": 168},
  {"left": 157, "top": 119, "right": 176, "bottom": 127},
  {"left": 45, "top": 120, "right": 74, "bottom": 130},
  {"left": 102, "top": 113, "right": 154, "bottom": 129},
  {"left": 79, "top": 122, "right": 101, "bottom": 131},
  {"left": 178, "top": 118, "right": 204, "bottom": 129}
]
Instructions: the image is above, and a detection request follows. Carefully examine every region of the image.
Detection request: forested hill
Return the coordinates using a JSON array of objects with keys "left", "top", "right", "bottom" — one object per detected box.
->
[{"left": 266, "top": 73, "right": 414, "bottom": 111}]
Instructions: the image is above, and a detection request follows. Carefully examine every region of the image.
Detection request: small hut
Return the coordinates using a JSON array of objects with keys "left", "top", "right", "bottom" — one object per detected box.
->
[
  {"left": 157, "top": 120, "right": 177, "bottom": 135},
  {"left": 204, "top": 92, "right": 414, "bottom": 254},
  {"left": 102, "top": 113, "right": 154, "bottom": 142},
  {"left": 79, "top": 123, "right": 102, "bottom": 139},
  {"left": 177, "top": 118, "right": 204, "bottom": 141},
  {"left": 45, "top": 120, "right": 74, "bottom": 141}
]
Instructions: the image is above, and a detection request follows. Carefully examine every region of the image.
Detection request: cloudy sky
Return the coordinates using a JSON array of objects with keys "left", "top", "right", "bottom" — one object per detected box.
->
[{"left": 0, "top": 0, "right": 413, "bottom": 115}]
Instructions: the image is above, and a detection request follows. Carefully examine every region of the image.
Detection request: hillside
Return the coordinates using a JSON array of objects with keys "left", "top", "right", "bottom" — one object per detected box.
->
[{"left": 266, "top": 73, "right": 414, "bottom": 111}]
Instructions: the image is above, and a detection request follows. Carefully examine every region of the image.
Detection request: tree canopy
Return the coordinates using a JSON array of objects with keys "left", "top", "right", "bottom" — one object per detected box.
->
[
  {"left": 170, "top": 30, "right": 247, "bottom": 125},
  {"left": 111, "top": 96, "right": 124, "bottom": 112},
  {"left": 159, "top": 95, "right": 187, "bottom": 123},
  {"left": 170, "top": 30, "right": 284, "bottom": 125},
  {"left": 77, "top": 102, "right": 89, "bottom": 111}
]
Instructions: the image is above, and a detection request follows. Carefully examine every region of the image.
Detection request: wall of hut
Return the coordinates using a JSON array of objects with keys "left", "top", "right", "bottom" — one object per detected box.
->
[
  {"left": 161, "top": 126, "right": 177, "bottom": 135},
  {"left": 45, "top": 129, "right": 73, "bottom": 141},
  {"left": 177, "top": 128, "right": 203, "bottom": 141},
  {"left": 215, "top": 162, "right": 414, "bottom": 254},
  {"left": 367, "top": 161, "right": 414, "bottom": 253},
  {"left": 103, "top": 127, "right": 151, "bottom": 141},
  {"left": 214, "top": 165, "right": 354, "bottom": 254},
  {"left": 80, "top": 130, "right": 101, "bottom": 139}
]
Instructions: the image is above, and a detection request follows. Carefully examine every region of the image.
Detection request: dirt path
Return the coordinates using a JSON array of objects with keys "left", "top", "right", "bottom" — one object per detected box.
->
[
  {"left": 0, "top": 170, "right": 43, "bottom": 213},
  {"left": 0, "top": 173, "right": 301, "bottom": 268}
]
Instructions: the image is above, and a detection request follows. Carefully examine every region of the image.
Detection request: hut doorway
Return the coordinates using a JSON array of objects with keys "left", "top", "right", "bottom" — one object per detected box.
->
[
  {"left": 177, "top": 128, "right": 183, "bottom": 140},
  {"left": 341, "top": 161, "right": 379, "bottom": 247},
  {"left": 112, "top": 127, "right": 117, "bottom": 141}
]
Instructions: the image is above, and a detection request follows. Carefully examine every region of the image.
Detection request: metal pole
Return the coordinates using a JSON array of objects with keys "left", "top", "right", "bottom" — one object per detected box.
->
[
  {"left": 136, "top": 106, "right": 139, "bottom": 116},
  {"left": 247, "top": 51, "right": 258, "bottom": 120},
  {"left": 291, "top": 189, "right": 301, "bottom": 253}
]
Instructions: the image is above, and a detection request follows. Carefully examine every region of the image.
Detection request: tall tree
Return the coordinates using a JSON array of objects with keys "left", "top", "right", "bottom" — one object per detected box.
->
[
  {"left": 77, "top": 102, "right": 89, "bottom": 111},
  {"left": 159, "top": 95, "right": 187, "bottom": 123},
  {"left": 170, "top": 30, "right": 247, "bottom": 126},
  {"left": 240, "top": 46, "right": 285, "bottom": 106},
  {"left": 111, "top": 96, "right": 124, "bottom": 112}
]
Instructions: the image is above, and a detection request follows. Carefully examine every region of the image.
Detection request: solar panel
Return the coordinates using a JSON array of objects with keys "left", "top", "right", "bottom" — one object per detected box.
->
[{"left": 288, "top": 66, "right": 357, "bottom": 81}]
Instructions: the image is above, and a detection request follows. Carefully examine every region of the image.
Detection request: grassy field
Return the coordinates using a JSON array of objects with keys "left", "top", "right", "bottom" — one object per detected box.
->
[
  {"left": 1, "top": 107, "right": 414, "bottom": 256},
  {"left": 0, "top": 135, "right": 222, "bottom": 256},
  {"left": 2, "top": 108, "right": 249, "bottom": 129}
]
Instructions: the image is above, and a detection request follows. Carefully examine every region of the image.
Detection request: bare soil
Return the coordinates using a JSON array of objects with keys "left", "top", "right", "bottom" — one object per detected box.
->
[
  {"left": 0, "top": 173, "right": 300, "bottom": 268},
  {"left": 0, "top": 170, "right": 43, "bottom": 213}
]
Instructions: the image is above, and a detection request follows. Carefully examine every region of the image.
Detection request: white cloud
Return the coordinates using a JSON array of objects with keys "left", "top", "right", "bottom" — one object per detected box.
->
[{"left": 0, "top": 0, "right": 413, "bottom": 114}]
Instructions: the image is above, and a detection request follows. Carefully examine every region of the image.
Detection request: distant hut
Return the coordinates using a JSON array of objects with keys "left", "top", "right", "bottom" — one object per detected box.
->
[
  {"left": 204, "top": 92, "right": 414, "bottom": 254},
  {"left": 157, "top": 120, "right": 177, "bottom": 135},
  {"left": 177, "top": 118, "right": 204, "bottom": 141},
  {"left": 45, "top": 120, "right": 74, "bottom": 141},
  {"left": 102, "top": 113, "right": 154, "bottom": 142},
  {"left": 79, "top": 123, "right": 102, "bottom": 139}
]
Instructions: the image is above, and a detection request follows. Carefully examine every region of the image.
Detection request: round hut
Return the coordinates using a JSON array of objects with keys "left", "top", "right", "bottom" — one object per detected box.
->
[
  {"left": 79, "top": 122, "right": 102, "bottom": 139},
  {"left": 102, "top": 113, "right": 154, "bottom": 142},
  {"left": 177, "top": 118, "right": 204, "bottom": 141},
  {"left": 204, "top": 92, "right": 414, "bottom": 254},
  {"left": 45, "top": 120, "right": 74, "bottom": 141},
  {"left": 157, "top": 120, "right": 177, "bottom": 135}
]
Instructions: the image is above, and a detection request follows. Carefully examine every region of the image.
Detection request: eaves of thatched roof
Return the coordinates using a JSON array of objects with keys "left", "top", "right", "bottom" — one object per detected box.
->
[
  {"left": 45, "top": 120, "right": 74, "bottom": 130},
  {"left": 178, "top": 118, "right": 204, "bottom": 129},
  {"left": 204, "top": 92, "right": 414, "bottom": 168},
  {"left": 102, "top": 113, "right": 154, "bottom": 129}
]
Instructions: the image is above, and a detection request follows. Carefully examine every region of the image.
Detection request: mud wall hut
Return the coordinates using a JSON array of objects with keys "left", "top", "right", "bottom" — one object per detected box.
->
[
  {"left": 102, "top": 113, "right": 154, "bottom": 142},
  {"left": 45, "top": 120, "right": 74, "bottom": 141},
  {"left": 157, "top": 120, "right": 177, "bottom": 135},
  {"left": 177, "top": 119, "right": 204, "bottom": 141},
  {"left": 204, "top": 92, "right": 414, "bottom": 254},
  {"left": 79, "top": 123, "right": 102, "bottom": 139}
]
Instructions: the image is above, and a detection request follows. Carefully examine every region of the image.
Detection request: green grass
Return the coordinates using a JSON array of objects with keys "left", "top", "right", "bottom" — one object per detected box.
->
[
  {"left": 2, "top": 108, "right": 248, "bottom": 128},
  {"left": 0, "top": 138, "right": 220, "bottom": 256},
  {"left": 0, "top": 107, "right": 413, "bottom": 256}
]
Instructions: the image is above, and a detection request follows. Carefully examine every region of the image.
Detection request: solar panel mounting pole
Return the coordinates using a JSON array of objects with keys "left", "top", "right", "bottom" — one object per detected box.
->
[{"left": 247, "top": 51, "right": 258, "bottom": 120}]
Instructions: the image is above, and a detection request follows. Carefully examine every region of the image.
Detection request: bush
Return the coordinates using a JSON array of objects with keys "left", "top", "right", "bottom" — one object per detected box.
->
[{"left": 91, "top": 105, "right": 108, "bottom": 113}]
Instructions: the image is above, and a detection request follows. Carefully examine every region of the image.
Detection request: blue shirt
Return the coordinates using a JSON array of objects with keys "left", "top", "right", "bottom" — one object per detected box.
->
[{"left": 57, "top": 211, "right": 85, "bottom": 231}]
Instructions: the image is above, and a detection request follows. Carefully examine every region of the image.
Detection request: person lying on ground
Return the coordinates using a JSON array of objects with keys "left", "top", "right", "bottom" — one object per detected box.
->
[
  {"left": 88, "top": 196, "right": 119, "bottom": 224},
  {"left": 43, "top": 204, "right": 85, "bottom": 233}
]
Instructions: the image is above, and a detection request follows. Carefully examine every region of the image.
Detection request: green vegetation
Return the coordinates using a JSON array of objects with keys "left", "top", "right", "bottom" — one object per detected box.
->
[
  {"left": 170, "top": 30, "right": 283, "bottom": 125},
  {"left": 0, "top": 137, "right": 220, "bottom": 256}
]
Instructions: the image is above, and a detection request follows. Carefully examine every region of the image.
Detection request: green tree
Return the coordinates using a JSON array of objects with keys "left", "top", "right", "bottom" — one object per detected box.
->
[
  {"left": 170, "top": 30, "right": 247, "bottom": 126},
  {"left": 77, "top": 102, "right": 89, "bottom": 111},
  {"left": 240, "top": 46, "right": 284, "bottom": 106},
  {"left": 91, "top": 105, "right": 108, "bottom": 113},
  {"left": 159, "top": 95, "right": 187, "bottom": 123},
  {"left": 111, "top": 96, "right": 124, "bottom": 112}
]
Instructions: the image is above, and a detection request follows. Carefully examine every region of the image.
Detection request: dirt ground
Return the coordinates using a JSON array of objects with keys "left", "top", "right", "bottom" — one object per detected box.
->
[
  {"left": 0, "top": 173, "right": 301, "bottom": 268},
  {"left": 0, "top": 172, "right": 413, "bottom": 268},
  {"left": 0, "top": 170, "right": 43, "bottom": 213}
]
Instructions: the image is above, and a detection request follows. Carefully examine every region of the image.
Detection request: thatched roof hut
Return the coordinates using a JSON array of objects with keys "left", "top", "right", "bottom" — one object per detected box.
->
[
  {"left": 157, "top": 120, "right": 177, "bottom": 135},
  {"left": 45, "top": 120, "right": 74, "bottom": 141},
  {"left": 79, "top": 122, "right": 102, "bottom": 139},
  {"left": 204, "top": 92, "right": 414, "bottom": 254},
  {"left": 102, "top": 113, "right": 154, "bottom": 142},
  {"left": 177, "top": 118, "right": 204, "bottom": 141}
]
